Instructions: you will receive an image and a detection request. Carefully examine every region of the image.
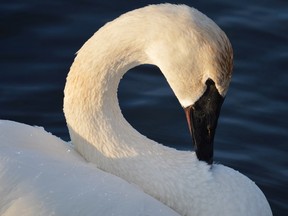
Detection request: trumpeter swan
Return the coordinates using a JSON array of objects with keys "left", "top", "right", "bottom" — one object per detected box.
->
[{"left": 1, "top": 4, "right": 272, "bottom": 216}]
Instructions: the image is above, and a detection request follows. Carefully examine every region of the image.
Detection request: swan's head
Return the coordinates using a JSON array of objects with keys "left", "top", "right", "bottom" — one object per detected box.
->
[{"left": 145, "top": 5, "right": 233, "bottom": 164}]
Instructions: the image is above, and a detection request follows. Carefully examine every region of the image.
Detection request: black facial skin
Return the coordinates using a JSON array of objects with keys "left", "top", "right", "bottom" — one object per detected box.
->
[{"left": 184, "top": 79, "right": 224, "bottom": 165}]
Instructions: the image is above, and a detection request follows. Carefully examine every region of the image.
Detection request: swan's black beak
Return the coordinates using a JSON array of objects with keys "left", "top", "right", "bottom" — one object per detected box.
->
[{"left": 184, "top": 79, "right": 224, "bottom": 165}]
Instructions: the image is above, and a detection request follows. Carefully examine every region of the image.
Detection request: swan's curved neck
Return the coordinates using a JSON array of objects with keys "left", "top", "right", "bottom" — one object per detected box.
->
[
  {"left": 64, "top": 11, "right": 209, "bottom": 212},
  {"left": 64, "top": 6, "right": 216, "bottom": 214},
  {"left": 64, "top": 5, "right": 231, "bottom": 166}
]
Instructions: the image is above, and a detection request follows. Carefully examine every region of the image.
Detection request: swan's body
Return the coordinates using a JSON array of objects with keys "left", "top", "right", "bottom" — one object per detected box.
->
[
  {"left": 0, "top": 4, "right": 272, "bottom": 216},
  {"left": 0, "top": 120, "right": 178, "bottom": 216}
]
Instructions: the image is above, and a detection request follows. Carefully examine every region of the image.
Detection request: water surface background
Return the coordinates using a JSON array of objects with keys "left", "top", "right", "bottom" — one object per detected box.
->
[{"left": 1, "top": 0, "right": 287, "bottom": 215}]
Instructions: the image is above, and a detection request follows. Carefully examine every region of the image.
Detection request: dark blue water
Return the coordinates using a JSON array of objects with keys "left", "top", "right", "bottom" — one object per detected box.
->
[{"left": 1, "top": 0, "right": 287, "bottom": 214}]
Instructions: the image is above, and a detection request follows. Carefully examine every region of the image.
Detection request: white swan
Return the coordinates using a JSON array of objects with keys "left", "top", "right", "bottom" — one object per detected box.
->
[{"left": 0, "top": 4, "right": 272, "bottom": 216}]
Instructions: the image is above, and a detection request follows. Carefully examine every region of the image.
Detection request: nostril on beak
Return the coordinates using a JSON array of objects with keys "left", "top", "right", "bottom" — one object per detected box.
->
[{"left": 207, "top": 126, "right": 211, "bottom": 136}]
